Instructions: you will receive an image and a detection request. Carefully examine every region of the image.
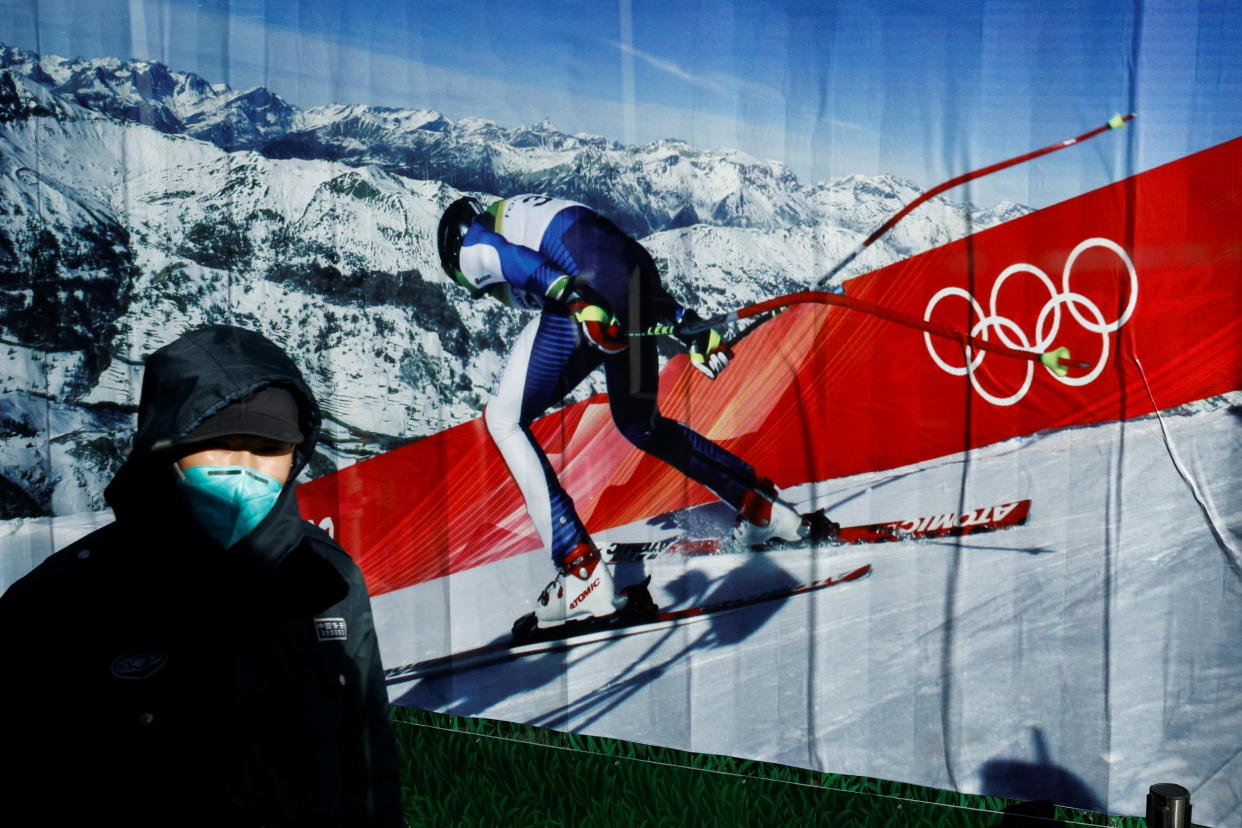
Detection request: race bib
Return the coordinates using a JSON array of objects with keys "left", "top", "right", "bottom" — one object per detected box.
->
[{"left": 496, "top": 194, "right": 585, "bottom": 248}]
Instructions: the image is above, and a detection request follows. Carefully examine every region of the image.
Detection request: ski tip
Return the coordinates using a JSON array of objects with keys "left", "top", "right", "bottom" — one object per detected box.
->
[{"left": 1108, "top": 113, "right": 1133, "bottom": 129}]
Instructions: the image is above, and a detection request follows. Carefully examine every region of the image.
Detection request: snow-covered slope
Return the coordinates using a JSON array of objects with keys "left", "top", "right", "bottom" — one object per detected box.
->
[{"left": 380, "top": 404, "right": 1242, "bottom": 828}]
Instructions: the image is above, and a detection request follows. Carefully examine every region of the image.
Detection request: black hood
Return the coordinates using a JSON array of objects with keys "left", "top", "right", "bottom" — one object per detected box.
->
[{"left": 104, "top": 326, "right": 324, "bottom": 578}]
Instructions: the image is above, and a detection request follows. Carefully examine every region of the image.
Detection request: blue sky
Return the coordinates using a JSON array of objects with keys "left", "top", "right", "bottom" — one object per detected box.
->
[{"left": 2, "top": 0, "right": 1240, "bottom": 208}]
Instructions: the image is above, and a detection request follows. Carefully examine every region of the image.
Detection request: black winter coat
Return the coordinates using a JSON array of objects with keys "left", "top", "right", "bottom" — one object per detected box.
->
[{"left": 0, "top": 326, "right": 403, "bottom": 827}]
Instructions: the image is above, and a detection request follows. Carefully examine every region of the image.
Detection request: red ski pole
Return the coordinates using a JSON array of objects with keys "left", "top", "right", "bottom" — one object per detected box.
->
[
  {"left": 675, "top": 114, "right": 1135, "bottom": 372},
  {"left": 814, "top": 113, "right": 1134, "bottom": 288},
  {"left": 682, "top": 290, "right": 1091, "bottom": 376}
]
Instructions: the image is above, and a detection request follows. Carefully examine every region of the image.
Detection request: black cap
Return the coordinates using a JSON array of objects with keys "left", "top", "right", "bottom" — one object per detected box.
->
[{"left": 177, "top": 386, "right": 304, "bottom": 446}]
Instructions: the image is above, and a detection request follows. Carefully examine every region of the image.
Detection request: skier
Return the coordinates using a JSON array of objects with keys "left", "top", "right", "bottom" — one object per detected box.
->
[{"left": 436, "top": 194, "right": 836, "bottom": 632}]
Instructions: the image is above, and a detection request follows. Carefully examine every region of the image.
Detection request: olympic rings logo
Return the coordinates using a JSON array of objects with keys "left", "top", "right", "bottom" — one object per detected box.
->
[{"left": 923, "top": 237, "right": 1138, "bottom": 407}]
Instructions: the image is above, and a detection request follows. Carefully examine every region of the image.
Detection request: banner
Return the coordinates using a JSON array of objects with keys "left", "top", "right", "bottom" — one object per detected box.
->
[{"left": 1, "top": 1, "right": 1239, "bottom": 822}]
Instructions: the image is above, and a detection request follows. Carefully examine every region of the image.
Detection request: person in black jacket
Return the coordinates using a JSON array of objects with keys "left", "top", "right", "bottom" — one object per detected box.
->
[{"left": 0, "top": 325, "right": 403, "bottom": 827}]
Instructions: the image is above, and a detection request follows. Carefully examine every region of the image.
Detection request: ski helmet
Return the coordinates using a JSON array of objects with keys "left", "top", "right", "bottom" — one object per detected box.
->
[{"left": 437, "top": 196, "right": 485, "bottom": 281}]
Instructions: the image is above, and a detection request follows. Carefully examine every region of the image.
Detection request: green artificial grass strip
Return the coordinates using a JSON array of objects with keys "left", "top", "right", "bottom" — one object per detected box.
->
[{"left": 390, "top": 707, "right": 1183, "bottom": 827}]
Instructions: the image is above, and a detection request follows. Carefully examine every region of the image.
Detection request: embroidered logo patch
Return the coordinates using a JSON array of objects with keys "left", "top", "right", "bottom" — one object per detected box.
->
[
  {"left": 111, "top": 650, "right": 168, "bottom": 680},
  {"left": 315, "top": 617, "right": 347, "bottom": 642}
]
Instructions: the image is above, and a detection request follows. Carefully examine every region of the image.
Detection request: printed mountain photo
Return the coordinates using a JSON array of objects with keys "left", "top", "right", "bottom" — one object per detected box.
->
[
  {"left": 0, "top": 43, "right": 1024, "bottom": 520},
  {"left": 1, "top": 6, "right": 1239, "bottom": 823}
]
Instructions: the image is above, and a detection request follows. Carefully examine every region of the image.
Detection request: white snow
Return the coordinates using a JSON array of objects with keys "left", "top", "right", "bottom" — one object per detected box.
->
[{"left": 375, "top": 406, "right": 1242, "bottom": 826}]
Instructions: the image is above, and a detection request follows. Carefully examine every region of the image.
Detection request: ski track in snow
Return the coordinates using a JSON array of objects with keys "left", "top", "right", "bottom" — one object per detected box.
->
[{"left": 371, "top": 407, "right": 1241, "bottom": 826}]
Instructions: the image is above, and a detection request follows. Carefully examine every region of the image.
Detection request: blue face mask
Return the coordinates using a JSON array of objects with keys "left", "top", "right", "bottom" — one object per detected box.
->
[{"left": 176, "top": 465, "right": 284, "bottom": 548}]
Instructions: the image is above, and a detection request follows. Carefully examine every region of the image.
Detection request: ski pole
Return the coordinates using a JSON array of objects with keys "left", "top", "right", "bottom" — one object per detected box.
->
[
  {"left": 678, "top": 290, "right": 1090, "bottom": 376},
  {"left": 691, "top": 114, "right": 1134, "bottom": 359},
  {"left": 814, "top": 113, "right": 1134, "bottom": 289}
]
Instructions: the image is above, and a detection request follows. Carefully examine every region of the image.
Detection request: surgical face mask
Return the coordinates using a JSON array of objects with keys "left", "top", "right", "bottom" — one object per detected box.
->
[{"left": 175, "top": 465, "right": 283, "bottom": 549}]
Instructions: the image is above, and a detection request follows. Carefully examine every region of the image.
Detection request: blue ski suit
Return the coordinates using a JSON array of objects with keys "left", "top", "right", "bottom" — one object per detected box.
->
[{"left": 460, "top": 195, "right": 758, "bottom": 566}]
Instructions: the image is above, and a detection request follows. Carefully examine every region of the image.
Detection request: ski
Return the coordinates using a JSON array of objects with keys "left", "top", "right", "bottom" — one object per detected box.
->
[
  {"left": 384, "top": 500, "right": 1028, "bottom": 683},
  {"left": 602, "top": 499, "right": 1031, "bottom": 563},
  {"left": 384, "top": 564, "right": 872, "bottom": 684}
]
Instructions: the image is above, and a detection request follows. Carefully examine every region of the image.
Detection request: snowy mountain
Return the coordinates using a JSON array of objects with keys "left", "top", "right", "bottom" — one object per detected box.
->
[
  {"left": 0, "top": 44, "right": 297, "bottom": 150},
  {"left": 0, "top": 43, "right": 1022, "bottom": 238},
  {"left": 0, "top": 65, "right": 520, "bottom": 516},
  {"left": 0, "top": 45, "right": 1030, "bottom": 519},
  {"left": 266, "top": 113, "right": 813, "bottom": 237}
]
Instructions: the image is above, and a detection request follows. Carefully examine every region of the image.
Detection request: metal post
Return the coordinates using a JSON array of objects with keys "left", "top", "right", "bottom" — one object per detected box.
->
[{"left": 1146, "top": 783, "right": 1191, "bottom": 828}]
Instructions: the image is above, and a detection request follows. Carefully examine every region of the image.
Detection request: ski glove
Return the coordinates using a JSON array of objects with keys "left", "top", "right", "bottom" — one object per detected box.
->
[
  {"left": 571, "top": 301, "right": 626, "bottom": 353},
  {"left": 674, "top": 309, "right": 733, "bottom": 380},
  {"left": 547, "top": 275, "right": 626, "bottom": 354}
]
